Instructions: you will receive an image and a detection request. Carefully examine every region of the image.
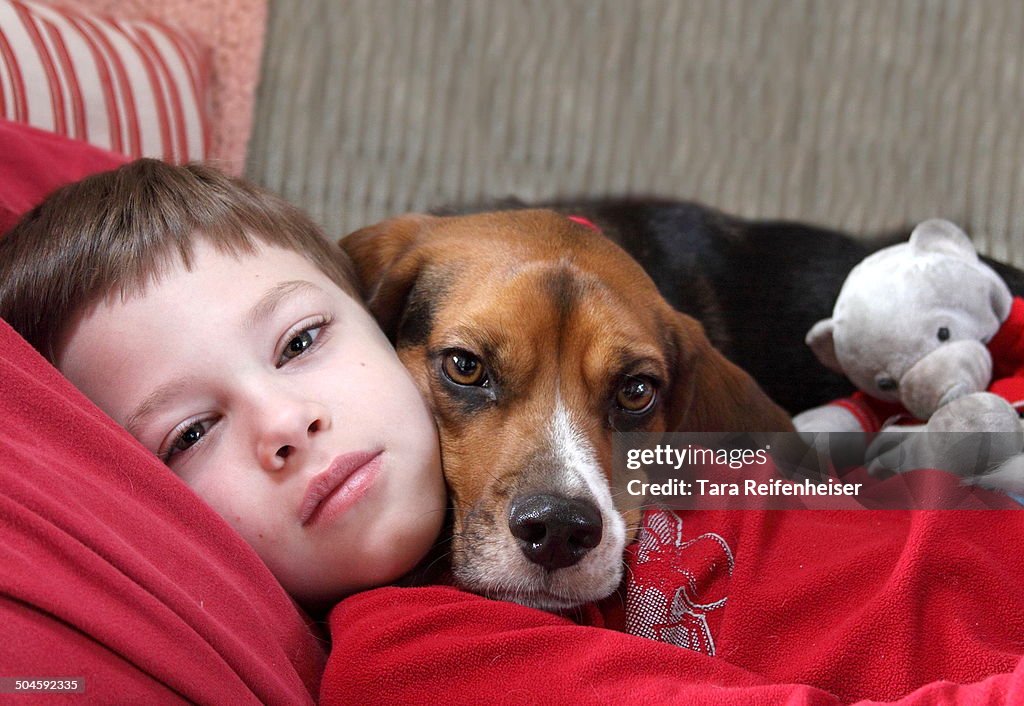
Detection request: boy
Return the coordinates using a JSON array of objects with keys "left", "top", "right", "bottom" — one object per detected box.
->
[{"left": 0, "top": 158, "right": 447, "bottom": 608}]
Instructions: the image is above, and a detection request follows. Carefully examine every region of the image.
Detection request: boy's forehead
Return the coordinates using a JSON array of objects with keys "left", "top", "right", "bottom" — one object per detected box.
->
[
  {"left": 57, "top": 242, "right": 356, "bottom": 362},
  {"left": 134, "top": 239, "right": 342, "bottom": 298}
]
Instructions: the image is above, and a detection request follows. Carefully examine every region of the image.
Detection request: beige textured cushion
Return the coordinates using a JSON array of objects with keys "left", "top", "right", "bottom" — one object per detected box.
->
[{"left": 248, "top": 0, "right": 1024, "bottom": 266}]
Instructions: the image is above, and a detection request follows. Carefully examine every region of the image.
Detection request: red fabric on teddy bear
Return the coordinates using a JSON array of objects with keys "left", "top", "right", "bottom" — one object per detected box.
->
[{"left": 987, "top": 296, "right": 1024, "bottom": 406}]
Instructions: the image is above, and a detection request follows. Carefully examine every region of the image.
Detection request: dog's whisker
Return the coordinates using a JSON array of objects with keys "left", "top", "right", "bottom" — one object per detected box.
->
[
  {"left": 419, "top": 550, "right": 454, "bottom": 577},
  {"left": 428, "top": 534, "right": 457, "bottom": 548},
  {"left": 416, "top": 509, "right": 450, "bottom": 524},
  {"left": 621, "top": 558, "right": 636, "bottom": 583}
]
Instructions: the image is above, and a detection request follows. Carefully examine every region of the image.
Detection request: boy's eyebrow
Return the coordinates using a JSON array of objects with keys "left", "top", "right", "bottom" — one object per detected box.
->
[
  {"left": 244, "top": 280, "right": 323, "bottom": 331},
  {"left": 125, "top": 375, "right": 202, "bottom": 438}
]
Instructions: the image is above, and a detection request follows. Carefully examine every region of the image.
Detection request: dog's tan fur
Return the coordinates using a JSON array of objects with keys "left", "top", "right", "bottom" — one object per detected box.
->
[{"left": 341, "top": 209, "right": 792, "bottom": 609}]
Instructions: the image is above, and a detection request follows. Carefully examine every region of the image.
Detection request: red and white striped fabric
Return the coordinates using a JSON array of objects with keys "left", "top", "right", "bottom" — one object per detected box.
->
[{"left": 0, "top": 0, "right": 209, "bottom": 163}]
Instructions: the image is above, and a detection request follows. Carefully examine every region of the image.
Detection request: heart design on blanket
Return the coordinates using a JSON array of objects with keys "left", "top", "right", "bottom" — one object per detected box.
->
[{"left": 625, "top": 509, "right": 734, "bottom": 655}]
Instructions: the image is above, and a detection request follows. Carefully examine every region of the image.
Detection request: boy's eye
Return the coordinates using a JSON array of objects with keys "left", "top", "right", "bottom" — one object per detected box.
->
[
  {"left": 277, "top": 319, "right": 328, "bottom": 366},
  {"left": 283, "top": 329, "right": 316, "bottom": 359},
  {"left": 162, "top": 419, "right": 213, "bottom": 462}
]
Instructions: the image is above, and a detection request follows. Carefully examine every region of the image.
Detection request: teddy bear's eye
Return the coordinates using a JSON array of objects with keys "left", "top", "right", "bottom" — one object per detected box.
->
[
  {"left": 877, "top": 377, "right": 898, "bottom": 392},
  {"left": 937, "top": 327, "right": 950, "bottom": 342}
]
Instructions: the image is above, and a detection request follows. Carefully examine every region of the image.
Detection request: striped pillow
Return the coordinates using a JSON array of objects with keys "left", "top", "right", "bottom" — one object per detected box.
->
[{"left": 0, "top": 0, "right": 209, "bottom": 162}]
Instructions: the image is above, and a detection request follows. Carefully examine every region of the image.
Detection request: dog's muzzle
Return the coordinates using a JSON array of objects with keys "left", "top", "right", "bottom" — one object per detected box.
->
[{"left": 507, "top": 494, "right": 603, "bottom": 570}]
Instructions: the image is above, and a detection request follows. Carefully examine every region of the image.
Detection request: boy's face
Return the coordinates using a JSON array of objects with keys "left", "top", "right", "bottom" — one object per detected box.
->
[{"left": 57, "top": 240, "right": 446, "bottom": 605}]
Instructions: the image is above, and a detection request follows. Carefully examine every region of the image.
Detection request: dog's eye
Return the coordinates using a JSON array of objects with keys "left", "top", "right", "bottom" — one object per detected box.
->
[
  {"left": 442, "top": 349, "right": 487, "bottom": 386},
  {"left": 937, "top": 327, "right": 950, "bottom": 342},
  {"left": 616, "top": 376, "right": 657, "bottom": 413}
]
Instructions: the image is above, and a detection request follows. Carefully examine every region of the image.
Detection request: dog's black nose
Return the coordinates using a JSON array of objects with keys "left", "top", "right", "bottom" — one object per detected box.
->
[{"left": 508, "top": 494, "right": 603, "bottom": 570}]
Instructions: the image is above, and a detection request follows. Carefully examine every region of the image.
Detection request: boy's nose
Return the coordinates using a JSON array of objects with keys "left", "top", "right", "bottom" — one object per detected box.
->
[{"left": 256, "top": 398, "right": 331, "bottom": 472}]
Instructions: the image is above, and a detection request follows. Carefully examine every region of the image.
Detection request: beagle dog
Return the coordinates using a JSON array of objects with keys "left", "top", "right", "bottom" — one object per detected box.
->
[{"left": 340, "top": 209, "right": 793, "bottom": 610}]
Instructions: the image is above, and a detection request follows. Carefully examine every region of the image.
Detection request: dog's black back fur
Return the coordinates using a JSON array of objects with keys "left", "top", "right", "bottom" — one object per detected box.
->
[
  {"left": 436, "top": 198, "right": 1024, "bottom": 415},
  {"left": 577, "top": 200, "right": 878, "bottom": 414}
]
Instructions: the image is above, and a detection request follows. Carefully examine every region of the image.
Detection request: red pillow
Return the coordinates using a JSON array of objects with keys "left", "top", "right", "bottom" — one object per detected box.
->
[
  {"left": 0, "top": 116, "right": 127, "bottom": 234},
  {"left": 0, "top": 318, "right": 326, "bottom": 702}
]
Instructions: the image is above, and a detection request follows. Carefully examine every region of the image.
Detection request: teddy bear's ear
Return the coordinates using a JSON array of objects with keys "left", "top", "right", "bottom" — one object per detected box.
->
[
  {"left": 908, "top": 219, "right": 977, "bottom": 261},
  {"left": 907, "top": 219, "right": 1012, "bottom": 322},
  {"left": 806, "top": 318, "right": 843, "bottom": 373},
  {"left": 986, "top": 268, "right": 1013, "bottom": 322}
]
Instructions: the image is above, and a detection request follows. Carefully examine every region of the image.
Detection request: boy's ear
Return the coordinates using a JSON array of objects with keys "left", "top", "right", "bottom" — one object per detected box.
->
[{"left": 339, "top": 213, "right": 437, "bottom": 338}]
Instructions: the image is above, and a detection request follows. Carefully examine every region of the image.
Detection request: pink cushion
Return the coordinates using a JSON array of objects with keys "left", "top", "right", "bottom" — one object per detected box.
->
[
  {"left": 69, "top": 0, "right": 268, "bottom": 174},
  {"left": 0, "top": 117, "right": 126, "bottom": 234},
  {"left": 0, "top": 294, "right": 326, "bottom": 701},
  {"left": 0, "top": 0, "right": 211, "bottom": 163}
]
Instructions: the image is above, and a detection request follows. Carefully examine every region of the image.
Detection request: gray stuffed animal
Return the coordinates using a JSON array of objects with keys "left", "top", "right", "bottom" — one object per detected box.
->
[{"left": 792, "top": 219, "right": 1024, "bottom": 492}]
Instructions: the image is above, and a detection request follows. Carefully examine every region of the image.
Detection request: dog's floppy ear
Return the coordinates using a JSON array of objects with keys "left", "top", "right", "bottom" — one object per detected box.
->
[
  {"left": 338, "top": 214, "right": 437, "bottom": 338},
  {"left": 665, "top": 312, "right": 793, "bottom": 432}
]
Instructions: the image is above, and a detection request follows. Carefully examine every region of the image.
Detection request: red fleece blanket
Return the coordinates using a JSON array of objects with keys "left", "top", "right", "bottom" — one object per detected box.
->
[
  {"left": 0, "top": 319, "right": 326, "bottom": 702},
  {"left": 326, "top": 499, "right": 1024, "bottom": 704}
]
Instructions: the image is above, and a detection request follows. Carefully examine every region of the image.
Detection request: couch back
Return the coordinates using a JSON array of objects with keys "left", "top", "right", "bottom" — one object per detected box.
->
[{"left": 247, "top": 0, "right": 1024, "bottom": 267}]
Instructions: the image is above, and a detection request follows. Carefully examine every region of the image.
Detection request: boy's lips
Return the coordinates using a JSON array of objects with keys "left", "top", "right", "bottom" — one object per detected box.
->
[{"left": 300, "top": 449, "right": 383, "bottom": 526}]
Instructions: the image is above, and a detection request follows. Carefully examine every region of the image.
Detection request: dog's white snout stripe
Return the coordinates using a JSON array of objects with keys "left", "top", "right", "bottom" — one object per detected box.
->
[{"left": 549, "top": 395, "right": 626, "bottom": 549}]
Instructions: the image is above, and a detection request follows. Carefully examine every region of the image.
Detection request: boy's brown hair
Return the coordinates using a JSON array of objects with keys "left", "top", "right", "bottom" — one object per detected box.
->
[{"left": 0, "top": 159, "right": 360, "bottom": 361}]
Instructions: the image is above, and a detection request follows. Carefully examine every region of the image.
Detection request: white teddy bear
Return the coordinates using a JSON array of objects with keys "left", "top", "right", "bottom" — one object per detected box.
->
[{"left": 792, "top": 219, "right": 1024, "bottom": 492}]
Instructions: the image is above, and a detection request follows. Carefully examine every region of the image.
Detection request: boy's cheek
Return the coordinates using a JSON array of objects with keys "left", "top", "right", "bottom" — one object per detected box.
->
[{"left": 184, "top": 467, "right": 261, "bottom": 530}]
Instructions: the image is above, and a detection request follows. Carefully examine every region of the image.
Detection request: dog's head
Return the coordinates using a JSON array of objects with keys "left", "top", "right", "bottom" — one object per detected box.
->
[{"left": 341, "top": 209, "right": 792, "bottom": 609}]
